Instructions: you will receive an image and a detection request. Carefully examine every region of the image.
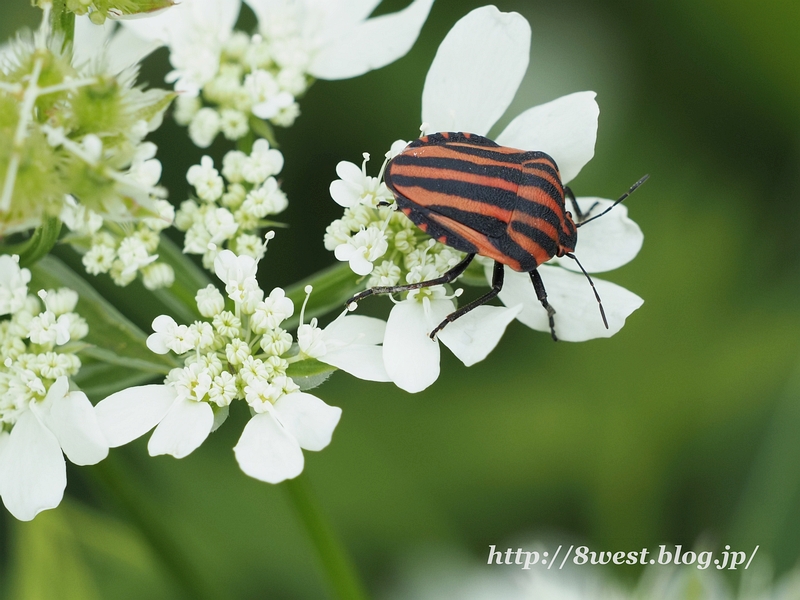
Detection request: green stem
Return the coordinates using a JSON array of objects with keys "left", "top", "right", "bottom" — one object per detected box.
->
[
  {"left": 88, "top": 455, "right": 232, "bottom": 600},
  {"left": 284, "top": 474, "right": 369, "bottom": 600},
  {"left": 0, "top": 216, "right": 63, "bottom": 267}
]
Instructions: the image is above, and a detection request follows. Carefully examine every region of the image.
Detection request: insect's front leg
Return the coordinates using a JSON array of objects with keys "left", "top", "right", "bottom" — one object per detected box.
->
[{"left": 346, "top": 253, "right": 476, "bottom": 307}]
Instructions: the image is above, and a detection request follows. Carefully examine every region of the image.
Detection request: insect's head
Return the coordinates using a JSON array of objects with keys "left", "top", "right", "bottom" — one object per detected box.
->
[{"left": 557, "top": 211, "right": 578, "bottom": 256}]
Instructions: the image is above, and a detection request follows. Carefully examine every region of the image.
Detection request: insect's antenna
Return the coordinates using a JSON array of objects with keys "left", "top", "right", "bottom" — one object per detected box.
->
[
  {"left": 577, "top": 174, "right": 650, "bottom": 228},
  {"left": 564, "top": 252, "right": 608, "bottom": 329}
]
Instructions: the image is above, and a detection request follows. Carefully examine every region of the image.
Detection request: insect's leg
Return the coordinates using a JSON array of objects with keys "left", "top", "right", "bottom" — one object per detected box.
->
[
  {"left": 346, "top": 253, "right": 475, "bottom": 306},
  {"left": 530, "top": 269, "right": 558, "bottom": 342},
  {"left": 563, "top": 252, "right": 608, "bottom": 329},
  {"left": 429, "top": 260, "right": 505, "bottom": 340},
  {"left": 564, "top": 186, "right": 598, "bottom": 224}
]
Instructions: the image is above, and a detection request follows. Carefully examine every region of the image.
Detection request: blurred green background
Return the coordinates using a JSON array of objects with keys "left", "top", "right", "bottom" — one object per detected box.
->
[{"left": 3, "top": 0, "right": 800, "bottom": 597}]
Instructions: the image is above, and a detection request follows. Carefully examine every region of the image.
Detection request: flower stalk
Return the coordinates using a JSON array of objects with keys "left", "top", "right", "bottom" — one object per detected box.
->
[{"left": 284, "top": 474, "right": 369, "bottom": 600}]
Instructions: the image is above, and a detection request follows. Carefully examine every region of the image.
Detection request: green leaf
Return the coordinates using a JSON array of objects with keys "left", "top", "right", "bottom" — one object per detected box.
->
[
  {"left": 6, "top": 500, "right": 176, "bottom": 600},
  {"left": 286, "top": 358, "right": 337, "bottom": 391},
  {"left": 73, "top": 361, "right": 158, "bottom": 402},
  {"left": 283, "top": 262, "right": 361, "bottom": 330}
]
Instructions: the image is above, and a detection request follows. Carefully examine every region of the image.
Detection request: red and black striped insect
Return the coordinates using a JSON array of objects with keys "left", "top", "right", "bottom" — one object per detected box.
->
[{"left": 347, "top": 132, "right": 647, "bottom": 341}]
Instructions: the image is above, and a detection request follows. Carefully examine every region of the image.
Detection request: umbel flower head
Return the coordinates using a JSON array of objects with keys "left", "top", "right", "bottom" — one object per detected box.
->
[
  {"left": 95, "top": 244, "right": 389, "bottom": 483},
  {"left": 175, "top": 140, "right": 288, "bottom": 269},
  {"left": 0, "top": 255, "right": 108, "bottom": 521},
  {"left": 121, "top": 0, "right": 435, "bottom": 146},
  {"left": 0, "top": 10, "right": 172, "bottom": 237},
  {"left": 325, "top": 6, "right": 645, "bottom": 392}
]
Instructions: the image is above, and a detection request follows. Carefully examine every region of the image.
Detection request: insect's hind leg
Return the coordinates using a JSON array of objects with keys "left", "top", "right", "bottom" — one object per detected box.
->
[
  {"left": 346, "top": 253, "right": 475, "bottom": 306},
  {"left": 429, "top": 260, "right": 505, "bottom": 340},
  {"left": 530, "top": 269, "right": 558, "bottom": 341}
]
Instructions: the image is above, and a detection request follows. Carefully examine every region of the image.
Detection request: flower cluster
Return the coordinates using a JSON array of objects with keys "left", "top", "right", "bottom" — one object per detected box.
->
[
  {"left": 60, "top": 144, "right": 176, "bottom": 289},
  {"left": 0, "top": 13, "right": 172, "bottom": 237},
  {"left": 175, "top": 140, "right": 287, "bottom": 270},
  {"left": 170, "top": 28, "right": 307, "bottom": 147},
  {"left": 0, "top": 254, "right": 108, "bottom": 521},
  {"left": 95, "top": 247, "right": 388, "bottom": 483},
  {"left": 121, "top": 0, "right": 435, "bottom": 147},
  {"left": 325, "top": 147, "right": 467, "bottom": 286}
]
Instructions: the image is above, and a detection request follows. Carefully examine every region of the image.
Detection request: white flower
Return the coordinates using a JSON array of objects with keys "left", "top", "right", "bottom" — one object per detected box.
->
[
  {"left": 214, "top": 249, "right": 259, "bottom": 303},
  {"left": 382, "top": 293, "right": 522, "bottom": 393},
  {"left": 195, "top": 284, "right": 226, "bottom": 317},
  {"left": 243, "top": 0, "right": 435, "bottom": 80},
  {"left": 0, "top": 377, "right": 108, "bottom": 521},
  {"left": 334, "top": 226, "right": 389, "bottom": 276},
  {"left": 241, "top": 139, "right": 284, "bottom": 184},
  {"left": 244, "top": 69, "right": 294, "bottom": 119},
  {"left": 417, "top": 6, "right": 644, "bottom": 342},
  {"left": 329, "top": 153, "right": 394, "bottom": 209},
  {"left": 95, "top": 383, "right": 215, "bottom": 459},
  {"left": 188, "top": 108, "right": 222, "bottom": 148},
  {"left": 233, "top": 392, "right": 341, "bottom": 484},
  {"left": 300, "top": 314, "right": 390, "bottom": 383},
  {"left": 0, "top": 255, "right": 31, "bottom": 316},
  {"left": 121, "top": 0, "right": 241, "bottom": 96},
  {"left": 187, "top": 156, "right": 225, "bottom": 202}
]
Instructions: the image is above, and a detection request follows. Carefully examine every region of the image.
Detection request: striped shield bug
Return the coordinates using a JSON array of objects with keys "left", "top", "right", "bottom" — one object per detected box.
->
[{"left": 346, "top": 132, "right": 648, "bottom": 341}]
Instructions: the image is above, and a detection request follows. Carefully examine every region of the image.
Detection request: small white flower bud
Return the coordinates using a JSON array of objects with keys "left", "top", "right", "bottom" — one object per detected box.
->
[
  {"left": 188, "top": 108, "right": 221, "bottom": 148},
  {"left": 225, "top": 338, "right": 251, "bottom": 365},
  {"left": 196, "top": 285, "right": 226, "bottom": 317}
]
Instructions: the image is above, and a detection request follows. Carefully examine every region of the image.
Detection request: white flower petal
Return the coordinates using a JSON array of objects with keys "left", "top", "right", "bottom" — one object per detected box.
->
[
  {"left": 73, "top": 15, "right": 114, "bottom": 68},
  {"left": 321, "top": 345, "right": 391, "bottom": 382},
  {"left": 497, "top": 266, "right": 643, "bottom": 342},
  {"left": 147, "top": 398, "right": 214, "bottom": 458},
  {"left": 383, "top": 298, "right": 452, "bottom": 393},
  {"left": 335, "top": 160, "right": 363, "bottom": 182},
  {"left": 234, "top": 413, "right": 304, "bottom": 483},
  {"left": 554, "top": 198, "right": 643, "bottom": 273},
  {"left": 496, "top": 91, "right": 599, "bottom": 184},
  {"left": 421, "top": 6, "right": 530, "bottom": 135},
  {"left": 95, "top": 384, "right": 176, "bottom": 447},
  {"left": 273, "top": 392, "right": 341, "bottom": 451},
  {"left": 349, "top": 254, "right": 374, "bottom": 276},
  {"left": 308, "top": 0, "right": 434, "bottom": 80},
  {"left": 0, "top": 411, "right": 66, "bottom": 521},
  {"left": 324, "top": 314, "right": 386, "bottom": 346},
  {"left": 36, "top": 390, "right": 108, "bottom": 466},
  {"left": 438, "top": 304, "right": 522, "bottom": 367},
  {"left": 106, "top": 25, "right": 162, "bottom": 74},
  {"left": 329, "top": 179, "right": 362, "bottom": 208}
]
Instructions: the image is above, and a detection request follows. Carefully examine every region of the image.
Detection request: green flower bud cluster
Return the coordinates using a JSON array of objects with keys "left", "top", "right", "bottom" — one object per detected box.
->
[
  {"left": 0, "top": 17, "right": 173, "bottom": 240},
  {"left": 34, "top": 0, "right": 177, "bottom": 24}
]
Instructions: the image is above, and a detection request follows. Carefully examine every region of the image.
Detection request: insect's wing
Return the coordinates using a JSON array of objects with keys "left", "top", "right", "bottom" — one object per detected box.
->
[{"left": 385, "top": 136, "right": 525, "bottom": 243}]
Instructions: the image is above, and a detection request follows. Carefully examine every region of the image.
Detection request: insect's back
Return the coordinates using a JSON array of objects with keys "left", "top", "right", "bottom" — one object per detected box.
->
[{"left": 384, "top": 132, "right": 576, "bottom": 272}]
